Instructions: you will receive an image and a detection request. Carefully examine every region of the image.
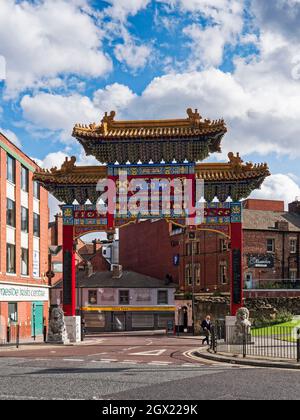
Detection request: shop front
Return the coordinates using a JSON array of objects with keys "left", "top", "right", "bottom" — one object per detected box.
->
[
  {"left": 81, "top": 306, "right": 176, "bottom": 333},
  {"left": 0, "top": 282, "right": 49, "bottom": 344}
]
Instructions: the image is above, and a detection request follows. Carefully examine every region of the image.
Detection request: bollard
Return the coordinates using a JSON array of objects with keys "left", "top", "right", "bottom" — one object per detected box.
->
[
  {"left": 43, "top": 325, "right": 47, "bottom": 343},
  {"left": 243, "top": 326, "right": 247, "bottom": 359},
  {"left": 16, "top": 324, "right": 20, "bottom": 349},
  {"left": 297, "top": 329, "right": 300, "bottom": 363},
  {"left": 7, "top": 325, "right": 10, "bottom": 344}
]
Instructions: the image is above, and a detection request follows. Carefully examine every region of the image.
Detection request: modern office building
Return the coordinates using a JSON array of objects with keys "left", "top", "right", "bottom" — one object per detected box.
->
[{"left": 0, "top": 132, "right": 49, "bottom": 343}]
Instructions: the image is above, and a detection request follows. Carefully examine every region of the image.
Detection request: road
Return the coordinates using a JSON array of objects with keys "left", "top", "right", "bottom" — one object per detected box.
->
[{"left": 0, "top": 335, "right": 300, "bottom": 400}]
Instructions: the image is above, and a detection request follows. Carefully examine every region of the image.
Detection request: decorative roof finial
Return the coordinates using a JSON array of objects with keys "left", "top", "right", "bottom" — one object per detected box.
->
[{"left": 186, "top": 108, "right": 201, "bottom": 125}]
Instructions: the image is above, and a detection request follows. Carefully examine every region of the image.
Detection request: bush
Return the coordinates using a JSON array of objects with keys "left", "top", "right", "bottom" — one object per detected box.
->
[
  {"left": 253, "top": 310, "right": 293, "bottom": 328},
  {"left": 275, "top": 310, "right": 293, "bottom": 324}
]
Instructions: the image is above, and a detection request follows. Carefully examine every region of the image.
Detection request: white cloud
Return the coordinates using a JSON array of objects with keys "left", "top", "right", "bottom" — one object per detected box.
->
[
  {"left": 252, "top": 0, "right": 300, "bottom": 41},
  {"left": 250, "top": 174, "right": 300, "bottom": 208},
  {"left": 105, "top": 0, "right": 151, "bottom": 21},
  {"left": 21, "top": 83, "right": 136, "bottom": 143},
  {"left": 21, "top": 93, "right": 100, "bottom": 143},
  {"left": 0, "top": 127, "right": 22, "bottom": 148},
  {"left": 114, "top": 42, "right": 152, "bottom": 71},
  {"left": 0, "top": 55, "right": 6, "bottom": 81},
  {"left": 49, "top": 194, "right": 61, "bottom": 221},
  {"left": 160, "top": 0, "right": 244, "bottom": 68},
  {"left": 93, "top": 83, "right": 136, "bottom": 111},
  {"left": 0, "top": 0, "right": 112, "bottom": 96}
]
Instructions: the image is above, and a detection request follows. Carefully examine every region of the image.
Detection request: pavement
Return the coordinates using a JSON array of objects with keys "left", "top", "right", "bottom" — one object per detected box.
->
[
  {"left": 1, "top": 334, "right": 300, "bottom": 400},
  {"left": 193, "top": 347, "right": 300, "bottom": 370}
]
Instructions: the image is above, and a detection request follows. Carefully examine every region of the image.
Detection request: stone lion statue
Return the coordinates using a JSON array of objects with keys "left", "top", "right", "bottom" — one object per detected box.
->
[
  {"left": 47, "top": 307, "right": 67, "bottom": 343},
  {"left": 232, "top": 307, "right": 252, "bottom": 344}
]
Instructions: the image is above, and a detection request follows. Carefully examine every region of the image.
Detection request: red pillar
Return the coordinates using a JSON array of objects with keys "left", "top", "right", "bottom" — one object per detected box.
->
[
  {"left": 230, "top": 221, "right": 244, "bottom": 316},
  {"left": 63, "top": 225, "right": 76, "bottom": 316}
]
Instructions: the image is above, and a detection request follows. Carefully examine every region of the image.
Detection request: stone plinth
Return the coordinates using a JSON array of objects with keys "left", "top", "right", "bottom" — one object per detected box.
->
[{"left": 65, "top": 316, "right": 81, "bottom": 343}]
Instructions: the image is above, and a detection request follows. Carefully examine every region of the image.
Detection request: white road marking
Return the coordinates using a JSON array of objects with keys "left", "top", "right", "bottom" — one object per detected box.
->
[
  {"left": 62, "top": 359, "right": 84, "bottom": 362},
  {"left": 148, "top": 361, "right": 172, "bottom": 365},
  {"left": 87, "top": 352, "right": 109, "bottom": 357},
  {"left": 130, "top": 349, "right": 167, "bottom": 356},
  {"left": 120, "top": 361, "right": 138, "bottom": 365}
]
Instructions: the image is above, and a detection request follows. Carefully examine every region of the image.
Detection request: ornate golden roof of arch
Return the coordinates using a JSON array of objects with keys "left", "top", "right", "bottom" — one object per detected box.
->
[
  {"left": 72, "top": 108, "right": 227, "bottom": 140},
  {"left": 34, "top": 153, "right": 270, "bottom": 185}
]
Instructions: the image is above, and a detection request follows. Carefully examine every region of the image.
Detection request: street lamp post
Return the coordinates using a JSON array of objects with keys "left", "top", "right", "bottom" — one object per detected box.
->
[{"left": 189, "top": 230, "right": 197, "bottom": 336}]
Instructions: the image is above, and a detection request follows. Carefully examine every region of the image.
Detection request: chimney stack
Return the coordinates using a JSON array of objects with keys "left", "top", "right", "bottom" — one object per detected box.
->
[
  {"left": 112, "top": 264, "right": 123, "bottom": 279},
  {"left": 289, "top": 198, "right": 300, "bottom": 215},
  {"left": 85, "top": 261, "right": 93, "bottom": 277},
  {"left": 92, "top": 239, "right": 102, "bottom": 254}
]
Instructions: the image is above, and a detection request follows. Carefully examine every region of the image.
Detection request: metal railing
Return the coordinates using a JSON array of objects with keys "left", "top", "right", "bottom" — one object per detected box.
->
[
  {"left": 211, "top": 323, "right": 300, "bottom": 362},
  {"left": 244, "top": 279, "right": 300, "bottom": 290},
  {"left": 0, "top": 323, "right": 47, "bottom": 348}
]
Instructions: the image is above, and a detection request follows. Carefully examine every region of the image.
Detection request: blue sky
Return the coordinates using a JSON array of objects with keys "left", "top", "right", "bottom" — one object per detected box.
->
[{"left": 1, "top": 0, "right": 300, "bottom": 212}]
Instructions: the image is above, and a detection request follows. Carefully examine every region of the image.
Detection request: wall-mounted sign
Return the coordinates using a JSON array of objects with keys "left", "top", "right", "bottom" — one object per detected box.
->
[
  {"left": 33, "top": 250, "right": 40, "bottom": 278},
  {"left": 0, "top": 284, "right": 49, "bottom": 302},
  {"left": 233, "top": 249, "right": 242, "bottom": 305},
  {"left": 173, "top": 255, "right": 180, "bottom": 266},
  {"left": 248, "top": 255, "right": 274, "bottom": 269}
]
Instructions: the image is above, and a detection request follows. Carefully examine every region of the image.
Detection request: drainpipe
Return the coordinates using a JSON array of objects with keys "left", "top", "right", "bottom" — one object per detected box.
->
[
  {"left": 298, "top": 234, "right": 300, "bottom": 279},
  {"left": 282, "top": 231, "right": 286, "bottom": 280}
]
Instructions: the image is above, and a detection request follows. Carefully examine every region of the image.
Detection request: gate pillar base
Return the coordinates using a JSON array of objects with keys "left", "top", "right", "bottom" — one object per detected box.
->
[{"left": 65, "top": 316, "right": 81, "bottom": 343}]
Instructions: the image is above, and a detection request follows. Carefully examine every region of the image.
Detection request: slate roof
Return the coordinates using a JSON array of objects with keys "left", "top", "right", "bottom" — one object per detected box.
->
[
  {"left": 53, "top": 270, "right": 177, "bottom": 289},
  {"left": 243, "top": 209, "right": 300, "bottom": 232}
]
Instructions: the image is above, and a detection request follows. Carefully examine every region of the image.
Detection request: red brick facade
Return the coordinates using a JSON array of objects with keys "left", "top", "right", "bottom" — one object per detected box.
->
[
  {"left": 48, "top": 214, "right": 110, "bottom": 291},
  {"left": 243, "top": 199, "right": 285, "bottom": 212},
  {"left": 119, "top": 199, "right": 300, "bottom": 299},
  {"left": 0, "top": 132, "right": 49, "bottom": 343},
  {"left": 120, "top": 220, "right": 230, "bottom": 296}
]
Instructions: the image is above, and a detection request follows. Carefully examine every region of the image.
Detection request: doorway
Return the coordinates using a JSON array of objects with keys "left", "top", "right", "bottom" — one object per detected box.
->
[{"left": 31, "top": 302, "right": 44, "bottom": 337}]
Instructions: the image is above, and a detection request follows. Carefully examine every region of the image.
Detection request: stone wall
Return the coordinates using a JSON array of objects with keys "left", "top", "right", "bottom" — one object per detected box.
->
[
  {"left": 194, "top": 295, "right": 300, "bottom": 327},
  {"left": 245, "top": 297, "right": 300, "bottom": 319},
  {"left": 195, "top": 296, "right": 230, "bottom": 331}
]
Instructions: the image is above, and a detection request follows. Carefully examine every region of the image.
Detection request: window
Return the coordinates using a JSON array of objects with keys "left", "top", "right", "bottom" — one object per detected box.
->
[
  {"left": 21, "top": 248, "right": 29, "bottom": 276},
  {"left": 193, "top": 242, "right": 200, "bottom": 255},
  {"left": 158, "top": 290, "right": 168, "bottom": 305},
  {"left": 7, "top": 154, "right": 15, "bottom": 183},
  {"left": 195, "top": 263, "right": 201, "bottom": 285},
  {"left": 185, "top": 264, "right": 200, "bottom": 286},
  {"left": 290, "top": 270, "right": 297, "bottom": 282},
  {"left": 119, "top": 290, "right": 129, "bottom": 304},
  {"left": 185, "top": 243, "right": 192, "bottom": 256},
  {"left": 33, "top": 181, "right": 40, "bottom": 200},
  {"left": 185, "top": 264, "right": 192, "bottom": 286},
  {"left": 220, "top": 263, "right": 228, "bottom": 284},
  {"left": 290, "top": 239, "right": 297, "bottom": 254},
  {"left": 267, "top": 239, "right": 275, "bottom": 253},
  {"left": 6, "top": 199, "right": 16, "bottom": 227},
  {"left": 186, "top": 242, "right": 199, "bottom": 255},
  {"left": 8, "top": 303, "right": 18, "bottom": 324},
  {"left": 21, "top": 207, "right": 29, "bottom": 233},
  {"left": 88, "top": 290, "right": 97, "bottom": 305},
  {"left": 21, "top": 166, "right": 29, "bottom": 192},
  {"left": 33, "top": 213, "right": 40, "bottom": 237},
  {"left": 7, "top": 244, "right": 16, "bottom": 274},
  {"left": 220, "top": 239, "right": 228, "bottom": 252}
]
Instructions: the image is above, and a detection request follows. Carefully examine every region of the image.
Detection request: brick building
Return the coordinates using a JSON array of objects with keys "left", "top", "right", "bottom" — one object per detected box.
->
[
  {"left": 48, "top": 214, "right": 111, "bottom": 305},
  {"left": 0, "top": 132, "right": 49, "bottom": 343},
  {"left": 119, "top": 199, "right": 300, "bottom": 330}
]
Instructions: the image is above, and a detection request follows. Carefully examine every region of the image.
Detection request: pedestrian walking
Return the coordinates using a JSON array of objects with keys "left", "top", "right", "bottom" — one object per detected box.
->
[{"left": 201, "top": 315, "right": 211, "bottom": 346}]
